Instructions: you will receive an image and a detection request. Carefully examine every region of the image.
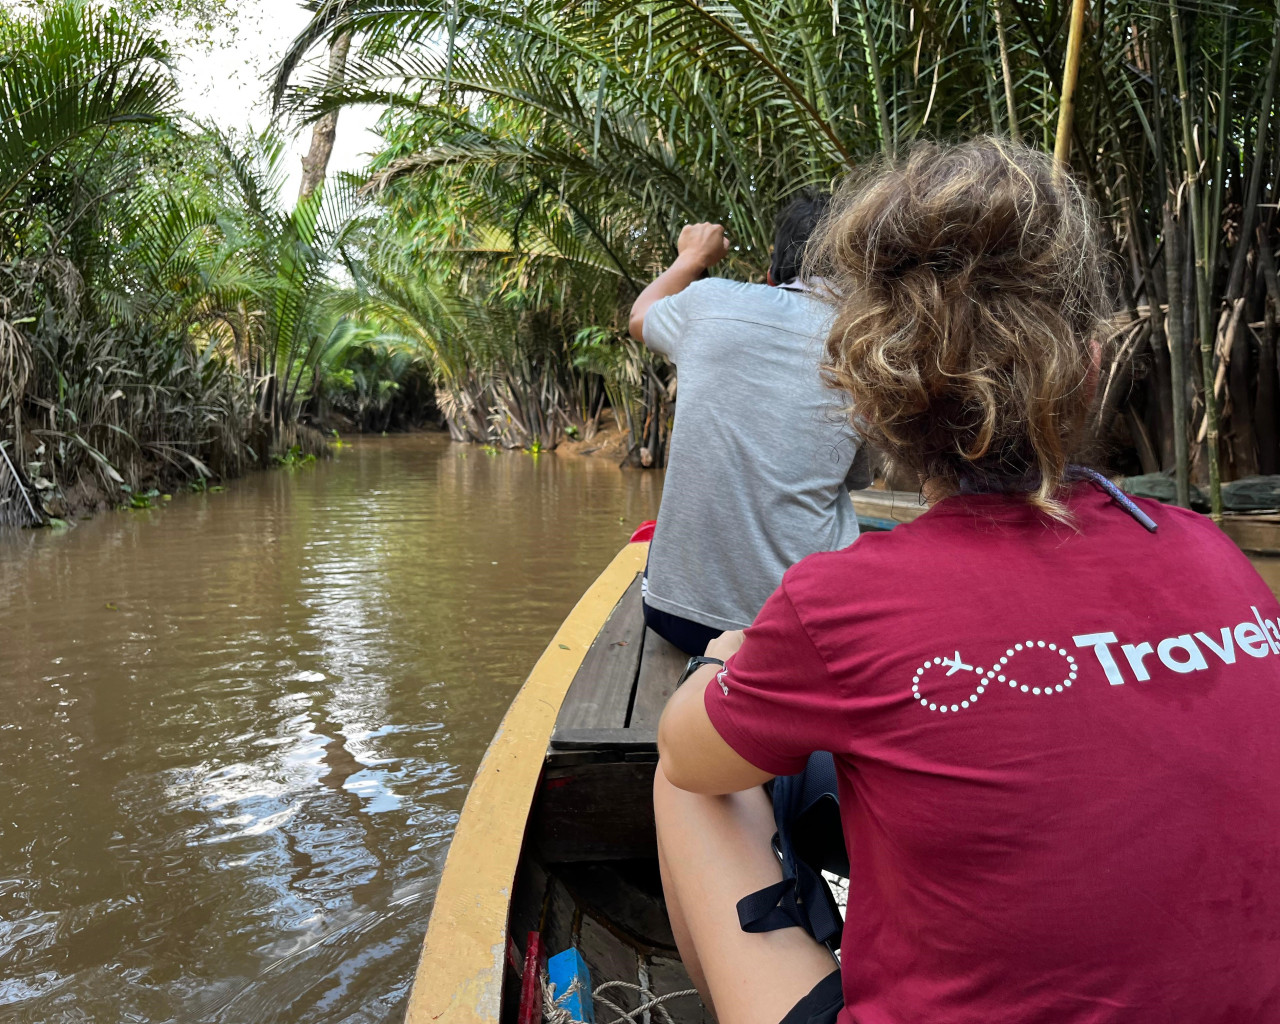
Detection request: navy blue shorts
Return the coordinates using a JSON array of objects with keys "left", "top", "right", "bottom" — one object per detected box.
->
[
  {"left": 641, "top": 595, "right": 722, "bottom": 657},
  {"left": 640, "top": 556, "right": 723, "bottom": 656},
  {"left": 779, "top": 970, "right": 843, "bottom": 1024}
]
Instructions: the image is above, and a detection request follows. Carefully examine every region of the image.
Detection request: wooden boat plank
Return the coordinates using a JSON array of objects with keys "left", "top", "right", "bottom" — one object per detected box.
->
[
  {"left": 628, "top": 628, "right": 688, "bottom": 732},
  {"left": 535, "top": 872, "right": 582, "bottom": 1014},
  {"left": 550, "top": 727, "right": 656, "bottom": 751},
  {"left": 1221, "top": 513, "right": 1280, "bottom": 554},
  {"left": 851, "top": 488, "right": 926, "bottom": 528},
  {"left": 501, "top": 858, "right": 552, "bottom": 1024},
  {"left": 648, "top": 956, "right": 712, "bottom": 1024},
  {"left": 532, "top": 760, "right": 660, "bottom": 862},
  {"left": 558, "top": 863, "right": 677, "bottom": 950},
  {"left": 404, "top": 542, "right": 648, "bottom": 1024},
  {"left": 553, "top": 574, "right": 646, "bottom": 736},
  {"left": 578, "top": 914, "right": 642, "bottom": 1016}
]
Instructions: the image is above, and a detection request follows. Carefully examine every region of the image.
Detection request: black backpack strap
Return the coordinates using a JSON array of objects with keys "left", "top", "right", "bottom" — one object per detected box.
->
[
  {"left": 735, "top": 752, "right": 847, "bottom": 948},
  {"left": 736, "top": 864, "right": 843, "bottom": 944},
  {"left": 736, "top": 877, "right": 807, "bottom": 934}
]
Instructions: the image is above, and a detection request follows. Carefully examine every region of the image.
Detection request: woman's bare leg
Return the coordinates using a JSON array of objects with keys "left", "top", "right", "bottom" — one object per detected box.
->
[
  {"left": 653, "top": 765, "right": 837, "bottom": 1024},
  {"left": 656, "top": 831, "right": 715, "bottom": 1017}
]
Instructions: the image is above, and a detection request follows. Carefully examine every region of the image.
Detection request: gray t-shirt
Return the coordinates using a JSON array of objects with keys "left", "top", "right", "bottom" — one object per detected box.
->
[{"left": 643, "top": 277, "right": 862, "bottom": 631}]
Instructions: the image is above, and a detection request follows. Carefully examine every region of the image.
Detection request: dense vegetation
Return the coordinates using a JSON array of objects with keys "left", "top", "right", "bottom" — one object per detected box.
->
[
  {"left": 276, "top": 0, "right": 1280, "bottom": 514},
  {"left": 5, "top": 0, "right": 1280, "bottom": 524},
  {"left": 0, "top": 0, "right": 434, "bottom": 525}
]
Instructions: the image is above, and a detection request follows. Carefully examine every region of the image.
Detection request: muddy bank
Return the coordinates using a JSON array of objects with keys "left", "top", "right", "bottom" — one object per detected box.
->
[{"left": 2, "top": 424, "right": 336, "bottom": 529}]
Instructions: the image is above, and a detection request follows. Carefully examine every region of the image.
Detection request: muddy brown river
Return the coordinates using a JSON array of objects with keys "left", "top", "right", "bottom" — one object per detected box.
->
[{"left": 0, "top": 434, "right": 662, "bottom": 1024}]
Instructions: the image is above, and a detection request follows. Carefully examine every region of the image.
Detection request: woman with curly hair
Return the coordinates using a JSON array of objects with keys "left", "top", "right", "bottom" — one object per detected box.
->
[{"left": 655, "top": 139, "right": 1280, "bottom": 1024}]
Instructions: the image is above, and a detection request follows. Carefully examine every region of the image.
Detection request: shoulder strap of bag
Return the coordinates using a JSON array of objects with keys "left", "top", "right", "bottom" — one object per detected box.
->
[{"left": 735, "top": 752, "right": 846, "bottom": 949}]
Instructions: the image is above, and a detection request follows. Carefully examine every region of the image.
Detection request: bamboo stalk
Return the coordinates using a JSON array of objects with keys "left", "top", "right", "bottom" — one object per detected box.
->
[
  {"left": 993, "top": 0, "right": 1020, "bottom": 141},
  {"left": 1165, "top": 204, "right": 1191, "bottom": 507},
  {"left": 1224, "top": 11, "right": 1280, "bottom": 303},
  {"left": 1258, "top": 231, "right": 1280, "bottom": 473},
  {"left": 1148, "top": 26, "right": 1189, "bottom": 493},
  {"left": 1054, "top": 0, "right": 1089, "bottom": 165},
  {"left": 1205, "top": 11, "right": 1232, "bottom": 292},
  {"left": 1169, "top": 0, "right": 1223, "bottom": 519},
  {"left": 980, "top": 3, "right": 1005, "bottom": 133}
]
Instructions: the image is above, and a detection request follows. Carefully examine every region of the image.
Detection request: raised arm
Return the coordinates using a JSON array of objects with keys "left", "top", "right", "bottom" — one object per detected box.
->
[{"left": 628, "top": 223, "right": 730, "bottom": 344}]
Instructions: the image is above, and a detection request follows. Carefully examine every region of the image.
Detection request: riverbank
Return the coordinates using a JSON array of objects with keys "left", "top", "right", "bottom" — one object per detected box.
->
[
  {"left": 555, "top": 413, "right": 634, "bottom": 462},
  {"left": 4, "top": 422, "right": 337, "bottom": 528},
  {"left": 14, "top": 416, "right": 648, "bottom": 531}
]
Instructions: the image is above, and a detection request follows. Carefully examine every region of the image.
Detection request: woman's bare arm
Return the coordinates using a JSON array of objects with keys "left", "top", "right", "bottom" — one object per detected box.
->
[{"left": 657, "top": 630, "right": 775, "bottom": 794}]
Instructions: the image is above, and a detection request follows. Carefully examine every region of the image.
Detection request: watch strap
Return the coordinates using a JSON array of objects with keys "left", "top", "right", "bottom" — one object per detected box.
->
[{"left": 677, "top": 655, "right": 725, "bottom": 686}]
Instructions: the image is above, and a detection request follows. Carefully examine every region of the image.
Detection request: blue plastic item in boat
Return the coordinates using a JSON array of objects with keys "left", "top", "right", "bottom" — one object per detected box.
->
[{"left": 547, "top": 947, "right": 595, "bottom": 1023}]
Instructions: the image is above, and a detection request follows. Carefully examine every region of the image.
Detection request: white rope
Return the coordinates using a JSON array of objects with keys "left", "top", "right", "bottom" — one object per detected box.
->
[{"left": 542, "top": 974, "right": 700, "bottom": 1024}]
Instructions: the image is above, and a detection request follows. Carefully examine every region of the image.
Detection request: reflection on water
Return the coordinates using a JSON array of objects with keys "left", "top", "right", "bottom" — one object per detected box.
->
[{"left": 0, "top": 435, "right": 662, "bottom": 1024}]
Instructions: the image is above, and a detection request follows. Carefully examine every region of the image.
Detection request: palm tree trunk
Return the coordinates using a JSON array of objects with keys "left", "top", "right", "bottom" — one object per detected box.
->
[{"left": 298, "top": 30, "right": 352, "bottom": 202}]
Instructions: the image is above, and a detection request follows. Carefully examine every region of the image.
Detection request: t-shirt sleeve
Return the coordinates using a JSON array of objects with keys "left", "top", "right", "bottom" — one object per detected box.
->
[
  {"left": 704, "top": 578, "right": 840, "bottom": 777},
  {"left": 642, "top": 287, "right": 698, "bottom": 362}
]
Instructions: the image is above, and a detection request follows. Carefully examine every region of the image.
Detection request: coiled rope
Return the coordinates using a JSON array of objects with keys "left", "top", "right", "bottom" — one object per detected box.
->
[{"left": 542, "top": 975, "right": 700, "bottom": 1024}]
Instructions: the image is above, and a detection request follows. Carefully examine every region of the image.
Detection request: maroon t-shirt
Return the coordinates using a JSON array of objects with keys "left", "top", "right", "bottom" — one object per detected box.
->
[{"left": 706, "top": 483, "right": 1280, "bottom": 1023}]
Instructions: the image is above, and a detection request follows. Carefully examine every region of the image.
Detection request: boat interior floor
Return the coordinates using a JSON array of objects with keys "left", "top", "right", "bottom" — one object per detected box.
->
[
  {"left": 510, "top": 572, "right": 711, "bottom": 1023},
  {"left": 507, "top": 856, "right": 710, "bottom": 1024}
]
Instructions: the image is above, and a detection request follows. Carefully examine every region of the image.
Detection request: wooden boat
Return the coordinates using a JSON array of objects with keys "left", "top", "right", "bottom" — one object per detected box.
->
[
  {"left": 404, "top": 539, "right": 706, "bottom": 1024},
  {"left": 398, "top": 493, "right": 1034, "bottom": 1024}
]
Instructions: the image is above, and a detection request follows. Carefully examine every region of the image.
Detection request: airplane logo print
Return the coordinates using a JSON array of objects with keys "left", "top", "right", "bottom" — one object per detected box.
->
[{"left": 911, "top": 641, "right": 1080, "bottom": 714}]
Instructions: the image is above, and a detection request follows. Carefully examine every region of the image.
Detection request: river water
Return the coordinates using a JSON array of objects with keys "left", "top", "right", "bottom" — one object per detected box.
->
[{"left": 0, "top": 434, "right": 662, "bottom": 1024}]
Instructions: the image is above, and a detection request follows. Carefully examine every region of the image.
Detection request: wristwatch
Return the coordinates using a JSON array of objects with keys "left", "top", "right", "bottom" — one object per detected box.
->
[{"left": 677, "top": 655, "right": 725, "bottom": 686}]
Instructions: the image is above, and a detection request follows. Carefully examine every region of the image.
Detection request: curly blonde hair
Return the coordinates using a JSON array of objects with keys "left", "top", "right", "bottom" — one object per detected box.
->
[{"left": 808, "top": 138, "right": 1114, "bottom": 515}]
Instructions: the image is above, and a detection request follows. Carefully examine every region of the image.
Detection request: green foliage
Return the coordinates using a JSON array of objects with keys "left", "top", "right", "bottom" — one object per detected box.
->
[
  {"left": 272, "top": 444, "right": 318, "bottom": 467},
  {"left": 0, "top": 0, "right": 412, "bottom": 524},
  {"left": 0, "top": 1, "right": 177, "bottom": 217},
  {"left": 0, "top": 0, "right": 256, "bottom": 524},
  {"left": 275, "top": 0, "right": 1280, "bottom": 490},
  {"left": 311, "top": 320, "right": 438, "bottom": 432},
  {"left": 120, "top": 484, "right": 162, "bottom": 509}
]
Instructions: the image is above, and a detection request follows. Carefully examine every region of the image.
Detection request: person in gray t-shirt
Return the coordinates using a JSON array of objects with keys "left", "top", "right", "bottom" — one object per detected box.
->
[{"left": 628, "top": 199, "right": 864, "bottom": 654}]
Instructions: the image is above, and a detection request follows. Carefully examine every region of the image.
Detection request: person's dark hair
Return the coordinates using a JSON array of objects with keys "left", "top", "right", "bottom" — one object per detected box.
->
[
  {"left": 770, "top": 191, "right": 830, "bottom": 285},
  {"left": 806, "top": 138, "right": 1116, "bottom": 518}
]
